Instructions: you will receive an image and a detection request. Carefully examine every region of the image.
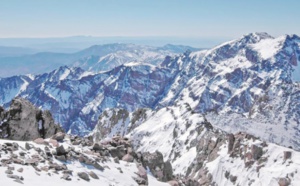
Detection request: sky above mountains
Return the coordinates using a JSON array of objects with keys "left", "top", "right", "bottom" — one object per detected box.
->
[{"left": 0, "top": 0, "right": 299, "bottom": 47}]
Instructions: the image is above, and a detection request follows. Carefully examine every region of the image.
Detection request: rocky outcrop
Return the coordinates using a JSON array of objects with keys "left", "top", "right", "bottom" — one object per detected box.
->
[
  {"left": 142, "top": 151, "right": 173, "bottom": 182},
  {"left": 0, "top": 97, "right": 63, "bottom": 140},
  {"left": 0, "top": 133, "right": 162, "bottom": 185},
  {"left": 91, "top": 108, "right": 150, "bottom": 141}
]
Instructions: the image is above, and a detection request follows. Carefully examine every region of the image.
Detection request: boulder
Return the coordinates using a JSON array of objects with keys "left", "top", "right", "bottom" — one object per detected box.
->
[
  {"left": 168, "top": 180, "right": 180, "bottom": 186},
  {"left": 56, "top": 145, "right": 67, "bottom": 156},
  {"left": 230, "top": 175, "right": 237, "bottom": 183},
  {"left": 278, "top": 177, "right": 291, "bottom": 186},
  {"left": 34, "top": 138, "right": 46, "bottom": 145},
  {"left": 61, "top": 173, "right": 71, "bottom": 181},
  {"left": 49, "top": 139, "right": 59, "bottom": 147},
  {"left": 56, "top": 155, "right": 67, "bottom": 162},
  {"left": 89, "top": 171, "right": 99, "bottom": 179},
  {"left": 109, "top": 146, "right": 126, "bottom": 159},
  {"left": 122, "top": 154, "right": 134, "bottom": 162},
  {"left": 78, "top": 172, "right": 90, "bottom": 181},
  {"left": 51, "top": 132, "right": 65, "bottom": 141},
  {"left": 92, "top": 143, "right": 105, "bottom": 151},
  {"left": 284, "top": 151, "right": 292, "bottom": 161},
  {"left": 137, "top": 164, "right": 147, "bottom": 180},
  {"left": 25, "top": 142, "right": 32, "bottom": 150}
]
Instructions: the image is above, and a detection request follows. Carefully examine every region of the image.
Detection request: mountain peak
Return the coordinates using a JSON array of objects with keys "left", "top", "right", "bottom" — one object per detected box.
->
[{"left": 240, "top": 32, "right": 274, "bottom": 43}]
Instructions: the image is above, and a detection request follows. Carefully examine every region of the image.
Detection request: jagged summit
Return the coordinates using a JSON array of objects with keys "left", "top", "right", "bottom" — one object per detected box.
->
[{"left": 241, "top": 32, "right": 274, "bottom": 41}]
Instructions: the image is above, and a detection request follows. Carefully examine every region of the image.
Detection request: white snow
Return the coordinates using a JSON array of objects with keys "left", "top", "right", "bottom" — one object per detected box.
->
[
  {"left": 251, "top": 36, "right": 285, "bottom": 60},
  {"left": 206, "top": 140, "right": 300, "bottom": 186},
  {"left": 59, "top": 68, "right": 71, "bottom": 80}
]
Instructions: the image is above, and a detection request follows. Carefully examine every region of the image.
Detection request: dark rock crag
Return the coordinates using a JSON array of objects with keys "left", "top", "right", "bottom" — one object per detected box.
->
[{"left": 0, "top": 97, "right": 62, "bottom": 140}]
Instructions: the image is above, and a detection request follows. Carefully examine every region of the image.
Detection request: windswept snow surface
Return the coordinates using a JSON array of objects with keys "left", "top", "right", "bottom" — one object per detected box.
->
[{"left": 129, "top": 104, "right": 205, "bottom": 174}]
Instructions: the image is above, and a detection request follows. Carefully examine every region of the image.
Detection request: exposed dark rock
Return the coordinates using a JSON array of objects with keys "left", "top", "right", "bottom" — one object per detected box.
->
[
  {"left": 25, "top": 142, "right": 32, "bottom": 150},
  {"left": 51, "top": 132, "right": 65, "bottom": 141},
  {"left": 1, "top": 98, "right": 63, "bottom": 141},
  {"left": 93, "top": 162, "right": 104, "bottom": 171},
  {"left": 168, "top": 180, "right": 180, "bottom": 186},
  {"left": 230, "top": 175, "right": 237, "bottom": 183},
  {"left": 284, "top": 151, "right": 292, "bottom": 161},
  {"left": 17, "top": 168, "right": 23, "bottom": 173},
  {"left": 33, "top": 138, "right": 47, "bottom": 145},
  {"left": 5, "top": 169, "right": 13, "bottom": 174},
  {"left": 56, "top": 145, "right": 67, "bottom": 156},
  {"left": 61, "top": 173, "right": 71, "bottom": 181},
  {"left": 56, "top": 155, "right": 67, "bottom": 162},
  {"left": 278, "top": 177, "right": 291, "bottom": 186},
  {"left": 227, "top": 134, "right": 235, "bottom": 153},
  {"left": 77, "top": 172, "right": 90, "bottom": 181},
  {"left": 251, "top": 145, "right": 263, "bottom": 160},
  {"left": 122, "top": 154, "right": 134, "bottom": 162},
  {"left": 49, "top": 139, "right": 59, "bottom": 147},
  {"left": 92, "top": 143, "right": 105, "bottom": 151},
  {"left": 142, "top": 151, "right": 173, "bottom": 182},
  {"left": 89, "top": 171, "right": 99, "bottom": 179}
]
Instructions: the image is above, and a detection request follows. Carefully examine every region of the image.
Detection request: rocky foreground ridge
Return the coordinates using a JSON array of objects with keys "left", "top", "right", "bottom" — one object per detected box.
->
[
  {"left": 1, "top": 92, "right": 300, "bottom": 185},
  {"left": 91, "top": 104, "right": 300, "bottom": 186}
]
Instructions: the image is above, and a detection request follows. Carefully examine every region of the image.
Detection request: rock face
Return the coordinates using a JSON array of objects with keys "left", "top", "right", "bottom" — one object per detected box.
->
[
  {"left": 0, "top": 97, "right": 62, "bottom": 140},
  {"left": 91, "top": 108, "right": 150, "bottom": 141},
  {"left": 142, "top": 151, "right": 173, "bottom": 182}
]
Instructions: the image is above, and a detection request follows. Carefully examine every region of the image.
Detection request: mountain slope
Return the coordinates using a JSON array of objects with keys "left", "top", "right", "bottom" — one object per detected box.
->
[
  {"left": 91, "top": 105, "right": 300, "bottom": 186},
  {"left": 158, "top": 32, "right": 300, "bottom": 149},
  {"left": 0, "top": 33, "right": 299, "bottom": 149}
]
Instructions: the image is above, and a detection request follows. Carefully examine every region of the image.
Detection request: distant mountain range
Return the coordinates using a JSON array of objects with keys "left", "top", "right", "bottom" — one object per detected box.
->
[
  {"left": 0, "top": 43, "right": 200, "bottom": 77},
  {"left": 0, "top": 32, "right": 299, "bottom": 151}
]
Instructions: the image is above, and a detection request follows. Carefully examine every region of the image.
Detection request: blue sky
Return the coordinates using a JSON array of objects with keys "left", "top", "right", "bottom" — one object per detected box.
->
[{"left": 0, "top": 0, "right": 299, "bottom": 39}]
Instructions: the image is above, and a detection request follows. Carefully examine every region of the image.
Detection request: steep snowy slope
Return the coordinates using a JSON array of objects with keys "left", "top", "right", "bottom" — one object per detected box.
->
[
  {"left": 91, "top": 105, "right": 300, "bottom": 186},
  {"left": 0, "top": 75, "right": 34, "bottom": 105},
  {"left": 158, "top": 33, "right": 300, "bottom": 149}
]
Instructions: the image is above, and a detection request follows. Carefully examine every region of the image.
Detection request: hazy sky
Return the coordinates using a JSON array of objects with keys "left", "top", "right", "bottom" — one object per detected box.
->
[{"left": 0, "top": 0, "right": 299, "bottom": 39}]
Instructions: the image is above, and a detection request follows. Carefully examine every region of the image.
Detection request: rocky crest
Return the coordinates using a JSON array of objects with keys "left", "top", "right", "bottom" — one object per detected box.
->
[
  {"left": 91, "top": 104, "right": 299, "bottom": 186},
  {"left": 0, "top": 132, "right": 175, "bottom": 185},
  {"left": 0, "top": 97, "right": 62, "bottom": 140}
]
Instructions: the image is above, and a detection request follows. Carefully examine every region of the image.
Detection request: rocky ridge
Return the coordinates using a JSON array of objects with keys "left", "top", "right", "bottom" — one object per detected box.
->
[
  {"left": 92, "top": 104, "right": 300, "bottom": 186},
  {"left": 0, "top": 133, "right": 176, "bottom": 186}
]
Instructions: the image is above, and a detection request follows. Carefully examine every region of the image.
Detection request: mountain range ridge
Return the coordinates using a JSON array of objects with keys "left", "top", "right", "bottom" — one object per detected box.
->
[{"left": 0, "top": 32, "right": 299, "bottom": 150}]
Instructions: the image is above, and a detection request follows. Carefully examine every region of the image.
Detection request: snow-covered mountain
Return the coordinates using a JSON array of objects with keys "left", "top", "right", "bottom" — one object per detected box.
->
[
  {"left": 160, "top": 32, "right": 300, "bottom": 149},
  {"left": 91, "top": 105, "right": 300, "bottom": 185},
  {"left": 0, "top": 32, "right": 300, "bottom": 150},
  {"left": 0, "top": 43, "right": 199, "bottom": 77},
  {"left": 1, "top": 98, "right": 300, "bottom": 186}
]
